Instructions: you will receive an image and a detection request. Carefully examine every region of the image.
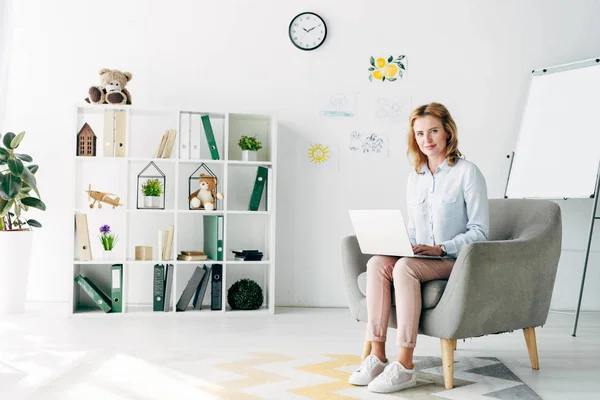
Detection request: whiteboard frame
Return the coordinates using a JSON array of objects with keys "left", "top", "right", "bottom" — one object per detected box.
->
[{"left": 505, "top": 57, "right": 600, "bottom": 200}]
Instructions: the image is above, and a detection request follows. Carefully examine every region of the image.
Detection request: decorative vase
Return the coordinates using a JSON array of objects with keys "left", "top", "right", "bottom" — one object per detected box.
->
[
  {"left": 0, "top": 230, "right": 33, "bottom": 315},
  {"left": 242, "top": 150, "right": 257, "bottom": 161},
  {"left": 102, "top": 249, "right": 114, "bottom": 260},
  {"left": 144, "top": 196, "right": 160, "bottom": 208}
]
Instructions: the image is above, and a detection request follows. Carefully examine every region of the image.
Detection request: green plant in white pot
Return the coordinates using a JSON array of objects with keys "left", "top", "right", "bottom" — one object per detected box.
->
[
  {"left": 141, "top": 178, "right": 163, "bottom": 208},
  {"left": 0, "top": 131, "right": 46, "bottom": 315},
  {"left": 238, "top": 135, "right": 262, "bottom": 161}
]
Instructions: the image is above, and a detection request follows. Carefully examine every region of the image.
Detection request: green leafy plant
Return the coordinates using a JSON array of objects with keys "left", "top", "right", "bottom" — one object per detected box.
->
[
  {"left": 227, "top": 278, "right": 264, "bottom": 310},
  {"left": 0, "top": 131, "right": 46, "bottom": 231},
  {"left": 99, "top": 224, "right": 119, "bottom": 250},
  {"left": 141, "top": 178, "right": 163, "bottom": 197},
  {"left": 238, "top": 135, "right": 263, "bottom": 151}
]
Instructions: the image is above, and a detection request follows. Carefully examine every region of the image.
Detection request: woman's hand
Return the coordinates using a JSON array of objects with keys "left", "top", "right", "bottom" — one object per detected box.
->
[{"left": 412, "top": 244, "right": 443, "bottom": 256}]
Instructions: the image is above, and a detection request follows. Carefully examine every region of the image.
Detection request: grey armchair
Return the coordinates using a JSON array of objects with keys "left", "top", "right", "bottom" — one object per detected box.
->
[{"left": 341, "top": 199, "right": 562, "bottom": 389}]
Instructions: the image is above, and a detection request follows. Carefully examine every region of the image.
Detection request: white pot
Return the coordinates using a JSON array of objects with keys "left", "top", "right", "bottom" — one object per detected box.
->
[
  {"left": 242, "top": 150, "right": 257, "bottom": 161},
  {"left": 143, "top": 196, "right": 160, "bottom": 208},
  {"left": 0, "top": 230, "right": 33, "bottom": 315}
]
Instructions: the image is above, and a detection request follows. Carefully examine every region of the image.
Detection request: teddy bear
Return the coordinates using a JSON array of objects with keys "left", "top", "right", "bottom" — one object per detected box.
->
[
  {"left": 188, "top": 174, "right": 224, "bottom": 211},
  {"left": 85, "top": 68, "right": 133, "bottom": 105}
]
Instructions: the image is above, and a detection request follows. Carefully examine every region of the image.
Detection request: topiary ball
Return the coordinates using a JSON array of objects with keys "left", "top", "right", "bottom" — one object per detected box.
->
[{"left": 227, "top": 278, "right": 263, "bottom": 310}]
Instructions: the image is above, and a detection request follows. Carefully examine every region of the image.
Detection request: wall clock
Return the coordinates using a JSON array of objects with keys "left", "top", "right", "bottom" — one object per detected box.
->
[{"left": 288, "top": 12, "right": 327, "bottom": 51}]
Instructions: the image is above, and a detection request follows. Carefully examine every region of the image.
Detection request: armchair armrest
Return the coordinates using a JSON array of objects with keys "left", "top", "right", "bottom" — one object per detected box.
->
[
  {"left": 341, "top": 235, "right": 372, "bottom": 320},
  {"left": 420, "top": 216, "right": 562, "bottom": 340}
]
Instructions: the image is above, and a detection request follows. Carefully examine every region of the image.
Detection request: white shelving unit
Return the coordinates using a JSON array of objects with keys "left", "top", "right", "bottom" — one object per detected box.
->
[{"left": 70, "top": 104, "right": 276, "bottom": 316}]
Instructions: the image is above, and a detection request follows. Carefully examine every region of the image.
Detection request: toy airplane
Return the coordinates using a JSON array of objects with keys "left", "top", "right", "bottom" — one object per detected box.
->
[{"left": 86, "top": 184, "right": 123, "bottom": 209}]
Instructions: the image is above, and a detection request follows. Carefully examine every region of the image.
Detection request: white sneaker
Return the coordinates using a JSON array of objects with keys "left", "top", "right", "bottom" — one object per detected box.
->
[
  {"left": 348, "top": 355, "right": 388, "bottom": 386},
  {"left": 367, "top": 361, "right": 417, "bottom": 393}
]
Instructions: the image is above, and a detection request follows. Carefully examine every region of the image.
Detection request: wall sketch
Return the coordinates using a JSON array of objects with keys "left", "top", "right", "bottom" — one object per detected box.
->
[
  {"left": 374, "top": 96, "right": 411, "bottom": 122},
  {"left": 318, "top": 92, "right": 356, "bottom": 117},
  {"left": 308, "top": 143, "right": 331, "bottom": 164},
  {"left": 368, "top": 55, "right": 406, "bottom": 82},
  {"left": 348, "top": 131, "right": 388, "bottom": 156}
]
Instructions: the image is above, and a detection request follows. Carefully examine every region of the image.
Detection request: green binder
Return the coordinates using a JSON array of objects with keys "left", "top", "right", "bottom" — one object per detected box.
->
[
  {"left": 203, "top": 215, "right": 223, "bottom": 261},
  {"left": 153, "top": 264, "right": 165, "bottom": 311},
  {"left": 75, "top": 274, "right": 112, "bottom": 313},
  {"left": 110, "top": 264, "right": 123, "bottom": 313},
  {"left": 201, "top": 115, "right": 220, "bottom": 160},
  {"left": 248, "top": 166, "right": 268, "bottom": 211}
]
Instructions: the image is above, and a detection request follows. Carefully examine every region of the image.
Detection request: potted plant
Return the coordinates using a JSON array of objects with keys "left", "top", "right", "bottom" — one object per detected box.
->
[
  {"left": 238, "top": 135, "right": 263, "bottom": 161},
  {"left": 141, "top": 178, "right": 163, "bottom": 208},
  {"left": 98, "top": 224, "right": 119, "bottom": 260},
  {"left": 0, "top": 131, "right": 46, "bottom": 315}
]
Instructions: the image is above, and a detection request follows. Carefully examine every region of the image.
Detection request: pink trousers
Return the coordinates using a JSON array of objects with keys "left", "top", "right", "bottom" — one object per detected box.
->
[{"left": 366, "top": 255, "right": 455, "bottom": 348}]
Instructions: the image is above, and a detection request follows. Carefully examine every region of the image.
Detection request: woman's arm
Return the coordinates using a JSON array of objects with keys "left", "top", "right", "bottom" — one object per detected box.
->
[{"left": 440, "top": 164, "right": 489, "bottom": 257}]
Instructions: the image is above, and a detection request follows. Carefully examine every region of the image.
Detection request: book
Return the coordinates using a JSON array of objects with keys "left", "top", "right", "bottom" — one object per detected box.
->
[
  {"left": 163, "top": 264, "right": 174, "bottom": 312},
  {"left": 75, "top": 275, "right": 112, "bottom": 313},
  {"left": 192, "top": 265, "right": 211, "bottom": 310},
  {"left": 161, "top": 129, "right": 177, "bottom": 158},
  {"left": 181, "top": 251, "right": 205, "bottom": 256},
  {"left": 176, "top": 266, "right": 206, "bottom": 311},
  {"left": 162, "top": 225, "right": 174, "bottom": 261},
  {"left": 177, "top": 254, "right": 208, "bottom": 261},
  {"left": 248, "top": 166, "right": 268, "bottom": 211}
]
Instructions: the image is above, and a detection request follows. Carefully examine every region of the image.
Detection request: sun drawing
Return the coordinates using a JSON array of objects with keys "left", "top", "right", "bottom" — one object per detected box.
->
[{"left": 308, "top": 144, "right": 330, "bottom": 164}]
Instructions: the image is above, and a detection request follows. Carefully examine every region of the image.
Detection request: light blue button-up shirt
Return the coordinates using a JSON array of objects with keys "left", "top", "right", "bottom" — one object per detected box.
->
[{"left": 406, "top": 158, "right": 489, "bottom": 257}]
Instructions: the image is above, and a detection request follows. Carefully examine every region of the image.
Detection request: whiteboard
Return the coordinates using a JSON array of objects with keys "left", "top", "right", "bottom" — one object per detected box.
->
[{"left": 506, "top": 58, "right": 600, "bottom": 199}]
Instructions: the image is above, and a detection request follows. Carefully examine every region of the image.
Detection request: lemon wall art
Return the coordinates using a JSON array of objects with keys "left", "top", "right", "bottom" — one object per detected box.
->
[{"left": 369, "top": 55, "right": 406, "bottom": 82}]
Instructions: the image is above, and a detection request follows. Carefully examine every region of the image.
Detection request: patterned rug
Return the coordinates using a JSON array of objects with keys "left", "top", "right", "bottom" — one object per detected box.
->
[{"left": 21, "top": 351, "right": 542, "bottom": 399}]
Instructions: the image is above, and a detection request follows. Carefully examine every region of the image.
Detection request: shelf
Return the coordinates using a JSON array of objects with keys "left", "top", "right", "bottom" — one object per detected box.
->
[
  {"left": 126, "top": 209, "right": 175, "bottom": 213},
  {"left": 73, "top": 260, "right": 124, "bottom": 265},
  {"left": 72, "top": 106, "right": 276, "bottom": 316},
  {"left": 178, "top": 159, "right": 225, "bottom": 165},
  {"left": 128, "top": 157, "right": 176, "bottom": 163},
  {"left": 227, "top": 160, "right": 273, "bottom": 166}
]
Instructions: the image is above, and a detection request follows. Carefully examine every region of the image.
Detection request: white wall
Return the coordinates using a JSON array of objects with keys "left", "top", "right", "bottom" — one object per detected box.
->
[
  {"left": 3, "top": 0, "right": 600, "bottom": 311},
  {"left": 0, "top": 0, "right": 10, "bottom": 128}
]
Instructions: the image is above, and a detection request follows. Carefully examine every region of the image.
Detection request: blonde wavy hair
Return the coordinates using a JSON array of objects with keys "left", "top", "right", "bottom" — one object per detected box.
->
[{"left": 407, "top": 102, "right": 463, "bottom": 174}]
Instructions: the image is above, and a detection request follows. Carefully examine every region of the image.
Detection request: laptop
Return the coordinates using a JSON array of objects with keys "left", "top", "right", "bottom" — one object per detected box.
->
[{"left": 348, "top": 209, "right": 454, "bottom": 259}]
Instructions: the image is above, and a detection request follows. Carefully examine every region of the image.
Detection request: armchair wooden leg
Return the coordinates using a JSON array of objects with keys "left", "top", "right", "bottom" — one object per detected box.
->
[
  {"left": 362, "top": 340, "right": 372, "bottom": 361},
  {"left": 440, "top": 339, "right": 455, "bottom": 389},
  {"left": 523, "top": 328, "right": 539, "bottom": 370}
]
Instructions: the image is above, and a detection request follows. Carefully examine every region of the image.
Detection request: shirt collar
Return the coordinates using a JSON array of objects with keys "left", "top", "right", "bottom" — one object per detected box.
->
[{"left": 419, "top": 159, "right": 450, "bottom": 175}]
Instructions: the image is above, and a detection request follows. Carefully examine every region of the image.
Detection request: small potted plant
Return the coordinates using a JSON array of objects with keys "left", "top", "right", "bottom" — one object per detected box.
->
[
  {"left": 98, "top": 224, "right": 119, "bottom": 259},
  {"left": 0, "top": 131, "right": 46, "bottom": 315},
  {"left": 141, "top": 178, "right": 163, "bottom": 208},
  {"left": 238, "top": 135, "right": 263, "bottom": 161}
]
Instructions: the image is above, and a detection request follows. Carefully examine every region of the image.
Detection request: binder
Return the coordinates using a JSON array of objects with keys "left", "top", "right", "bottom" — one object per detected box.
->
[
  {"left": 211, "top": 264, "right": 223, "bottom": 310},
  {"left": 103, "top": 110, "right": 126, "bottom": 157},
  {"left": 163, "top": 264, "right": 174, "bottom": 311},
  {"left": 153, "top": 264, "right": 165, "bottom": 311},
  {"left": 201, "top": 115, "right": 220, "bottom": 160},
  {"left": 75, "top": 274, "right": 112, "bottom": 313},
  {"left": 190, "top": 114, "right": 202, "bottom": 159},
  {"left": 74, "top": 213, "right": 92, "bottom": 261},
  {"left": 114, "top": 111, "right": 127, "bottom": 157},
  {"left": 110, "top": 264, "right": 123, "bottom": 313},
  {"left": 179, "top": 112, "right": 190, "bottom": 159},
  {"left": 248, "top": 166, "right": 268, "bottom": 211},
  {"left": 203, "top": 215, "right": 223, "bottom": 261},
  {"left": 176, "top": 266, "right": 205, "bottom": 311},
  {"left": 192, "top": 265, "right": 211, "bottom": 310}
]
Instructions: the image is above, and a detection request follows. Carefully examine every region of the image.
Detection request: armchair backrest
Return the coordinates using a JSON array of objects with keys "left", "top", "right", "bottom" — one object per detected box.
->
[{"left": 489, "top": 198, "right": 562, "bottom": 243}]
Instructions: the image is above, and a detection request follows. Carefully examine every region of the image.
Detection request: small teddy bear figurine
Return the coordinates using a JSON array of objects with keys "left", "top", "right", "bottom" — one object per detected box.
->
[{"left": 188, "top": 174, "right": 223, "bottom": 211}]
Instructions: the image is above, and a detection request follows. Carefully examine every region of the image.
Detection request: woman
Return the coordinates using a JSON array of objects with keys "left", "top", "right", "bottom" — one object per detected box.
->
[{"left": 349, "top": 102, "right": 489, "bottom": 394}]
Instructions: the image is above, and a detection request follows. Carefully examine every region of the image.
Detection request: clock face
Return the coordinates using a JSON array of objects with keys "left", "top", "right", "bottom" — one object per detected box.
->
[{"left": 289, "top": 12, "right": 327, "bottom": 51}]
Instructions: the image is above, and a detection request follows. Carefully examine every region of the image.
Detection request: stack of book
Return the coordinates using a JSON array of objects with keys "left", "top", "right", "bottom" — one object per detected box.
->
[
  {"left": 177, "top": 250, "right": 208, "bottom": 261},
  {"left": 232, "top": 249, "right": 263, "bottom": 261}
]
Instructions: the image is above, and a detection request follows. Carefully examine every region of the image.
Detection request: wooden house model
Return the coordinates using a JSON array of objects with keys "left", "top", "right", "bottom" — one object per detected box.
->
[{"left": 77, "top": 123, "right": 97, "bottom": 156}]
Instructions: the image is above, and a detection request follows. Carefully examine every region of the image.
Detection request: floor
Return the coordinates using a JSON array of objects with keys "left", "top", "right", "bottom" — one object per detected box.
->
[{"left": 0, "top": 306, "right": 598, "bottom": 399}]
